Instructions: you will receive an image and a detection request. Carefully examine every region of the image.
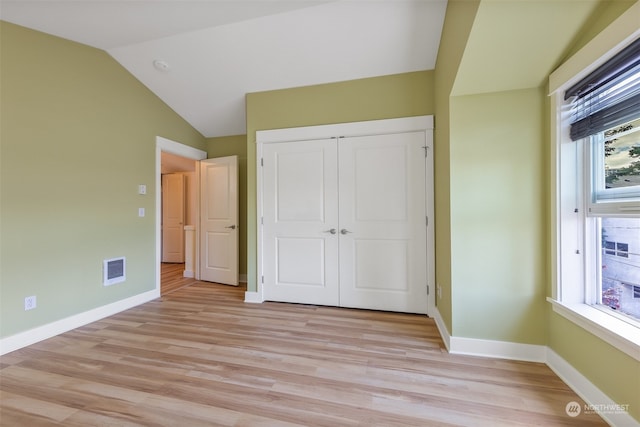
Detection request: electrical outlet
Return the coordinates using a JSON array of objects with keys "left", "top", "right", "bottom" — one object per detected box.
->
[{"left": 24, "top": 295, "right": 37, "bottom": 311}]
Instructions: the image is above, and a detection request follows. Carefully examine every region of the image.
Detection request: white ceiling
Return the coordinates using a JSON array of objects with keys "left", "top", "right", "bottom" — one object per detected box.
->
[{"left": 0, "top": 0, "right": 447, "bottom": 138}]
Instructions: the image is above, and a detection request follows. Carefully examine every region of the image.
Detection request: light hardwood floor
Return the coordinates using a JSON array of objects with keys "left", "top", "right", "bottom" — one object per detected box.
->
[
  {"left": 1, "top": 272, "right": 606, "bottom": 426},
  {"left": 160, "top": 263, "right": 195, "bottom": 295}
]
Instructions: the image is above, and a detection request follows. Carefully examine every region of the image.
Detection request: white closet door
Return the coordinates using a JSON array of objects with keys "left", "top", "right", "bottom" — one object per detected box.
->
[
  {"left": 338, "top": 132, "right": 428, "bottom": 314},
  {"left": 262, "top": 139, "right": 340, "bottom": 306}
]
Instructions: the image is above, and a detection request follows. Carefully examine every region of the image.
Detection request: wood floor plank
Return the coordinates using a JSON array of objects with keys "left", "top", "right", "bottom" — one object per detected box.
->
[
  {"left": 0, "top": 390, "right": 78, "bottom": 423},
  {"left": 0, "top": 269, "right": 608, "bottom": 426},
  {"left": 161, "top": 263, "right": 196, "bottom": 295}
]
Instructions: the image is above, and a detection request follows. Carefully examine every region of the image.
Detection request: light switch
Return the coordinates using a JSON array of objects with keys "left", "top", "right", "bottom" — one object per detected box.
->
[
  {"left": 138, "top": 185, "right": 147, "bottom": 195},
  {"left": 138, "top": 208, "right": 145, "bottom": 217}
]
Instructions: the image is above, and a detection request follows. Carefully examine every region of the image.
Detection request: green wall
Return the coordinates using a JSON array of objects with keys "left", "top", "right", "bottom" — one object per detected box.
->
[
  {"left": 0, "top": 22, "right": 205, "bottom": 338},
  {"left": 433, "top": 0, "right": 481, "bottom": 336},
  {"left": 561, "top": 0, "right": 636, "bottom": 60},
  {"left": 245, "top": 71, "right": 435, "bottom": 292},
  {"left": 450, "top": 88, "right": 546, "bottom": 344},
  {"left": 205, "top": 134, "right": 248, "bottom": 276}
]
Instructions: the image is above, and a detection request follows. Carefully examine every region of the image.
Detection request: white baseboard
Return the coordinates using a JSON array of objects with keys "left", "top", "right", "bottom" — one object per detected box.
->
[
  {"left": 431, "top": 308, "right": 545, "bottom": 362},
  {"left": 546, "top": 349, "right": 637, "bottom": 427},
  {"left": 431, "top": 307, "right": 451, "bottom": 351},
  {"left": 239, "top": 274, "right": 247, "bottom": 283},
  {"left": 0, "top": 289, "right": 160, "bottom": 355},
  {"left": 449, "top": 336, "right": 547, "bottom": 363},
  {"left": 432, "top": 308, "right": 546, "bottom": 362},
  {"left": 244, "top": 291, "right": 263, "bottom": 303},
  {"left": 183, "top": 270, "right": 194, "bottom": 278}
]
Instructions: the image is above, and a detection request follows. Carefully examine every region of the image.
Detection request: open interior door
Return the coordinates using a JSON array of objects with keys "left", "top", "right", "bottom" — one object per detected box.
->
[
  {"left": 161, "top": 173, "right": 185, "bottom": 263},
  {"left": 199, "top": 156, "right": 239, "bottom": 285}
]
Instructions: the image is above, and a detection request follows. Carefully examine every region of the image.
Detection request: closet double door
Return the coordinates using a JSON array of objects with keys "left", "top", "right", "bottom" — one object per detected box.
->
[{"left": 262, "top": 131, "right": 428, "bottom": 314}]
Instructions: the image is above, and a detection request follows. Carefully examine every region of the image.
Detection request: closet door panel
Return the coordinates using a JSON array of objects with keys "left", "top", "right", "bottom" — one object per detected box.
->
[
  {"left": 338, "top": 132, "right": 428, "bottom": 314},
  {"left": 262, "top": 139, "right": 340, "bottom": 306}
]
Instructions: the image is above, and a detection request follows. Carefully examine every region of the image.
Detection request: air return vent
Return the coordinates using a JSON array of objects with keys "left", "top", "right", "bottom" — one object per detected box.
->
[{"left": 103, "top": 257, "right": 126, "bottom": 286}]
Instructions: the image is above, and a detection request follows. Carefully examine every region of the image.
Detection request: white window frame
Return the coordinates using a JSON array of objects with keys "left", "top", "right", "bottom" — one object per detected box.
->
[
  {"left": 585, "top": 142, "right": 640, "bottom": 318},
  {"left": 588, "top": 128, "right": 640, "bottom": 211},
  {"left": 548, "top": 4, "right": 640, "bottom": 362}
]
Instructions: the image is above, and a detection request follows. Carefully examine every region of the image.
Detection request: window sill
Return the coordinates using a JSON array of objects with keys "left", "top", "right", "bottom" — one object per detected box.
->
[{"left": 547, "top": 298, "right": 640, "bottom": 362}]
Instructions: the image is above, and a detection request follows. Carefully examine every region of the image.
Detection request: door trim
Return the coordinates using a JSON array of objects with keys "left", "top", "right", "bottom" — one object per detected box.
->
[
  {"left": 255, "top": 116, "right": 435, "bottom": 315},
  {"left": 155, "top": 136, "right": 207, "bottom": 292},
  {"left": 257, "top": 116, "right": 433, "bottom": 144}
]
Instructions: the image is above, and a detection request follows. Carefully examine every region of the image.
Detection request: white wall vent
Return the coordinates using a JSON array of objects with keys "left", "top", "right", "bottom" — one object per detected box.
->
[{"left": 103, "top": 257, "right": 126, "bottom": 286}]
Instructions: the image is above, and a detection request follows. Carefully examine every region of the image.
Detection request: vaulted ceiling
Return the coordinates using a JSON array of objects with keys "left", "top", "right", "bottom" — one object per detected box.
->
[
  {"left": 1, "top": 0, "right": 614, "bottom": 138},
  {"left": 0, "top": 0, "right": 448, "bottom": 137}
]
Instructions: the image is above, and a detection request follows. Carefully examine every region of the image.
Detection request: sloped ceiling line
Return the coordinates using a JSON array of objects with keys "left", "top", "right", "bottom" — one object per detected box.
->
[{"left": 0, "top": 0, "right": 447, "bottom": 137}]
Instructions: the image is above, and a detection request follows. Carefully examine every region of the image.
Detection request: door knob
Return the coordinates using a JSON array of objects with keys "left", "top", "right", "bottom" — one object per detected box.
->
[
  {"left": 324, "top": 228, "right": 337, "bottom": 235},
  {"left": 340, "top": 229, "right": 352, "bottom": 235},
  {"left": 225, "top": 225, "right": 237, "bottom": 230}
]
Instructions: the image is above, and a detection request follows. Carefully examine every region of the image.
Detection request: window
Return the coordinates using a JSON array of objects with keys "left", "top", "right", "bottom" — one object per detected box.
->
[
  {"left": 580, "top": 59, "right": 640, "bottom": 323},
  {"left": 599, "top": 216, "right": 640, "bottom": 320},
  {"left": 552, "top": 33, "right": 640, "bottom": 356},
  {"left": 616, "top": 243, "right": 629, "bottom": 258},
  {"left": 603, "top": 240, "right": 616, "bottom": 256},
  {"left": 602, "top": 239, "right": 630, "bottom": 257}
]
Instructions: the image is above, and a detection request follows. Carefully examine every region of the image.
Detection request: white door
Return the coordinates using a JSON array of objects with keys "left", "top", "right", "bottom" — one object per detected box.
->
[
  {"left": 338, "top": 132, "right": 428, "bottom": 314},
  {"left": 200, "top": 156, "right": 239, "bottom": 285},
  {"left": 161, "top": 173, "right": 185, "bottom": 263},
  {"left": 262, "top": 139, "right": 340, "bottom": 305}
]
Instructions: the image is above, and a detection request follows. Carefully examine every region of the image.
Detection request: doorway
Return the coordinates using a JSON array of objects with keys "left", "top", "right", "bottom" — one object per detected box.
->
[
  {"left": 155, "top": 137, "right": 207, "bottom": 294},
  {"left": 160, "top": 153, "right": 196, "bottom": 294}
]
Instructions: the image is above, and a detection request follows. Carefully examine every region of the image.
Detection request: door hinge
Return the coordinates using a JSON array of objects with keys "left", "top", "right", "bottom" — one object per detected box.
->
[
  {"left": 427, "top": 285, "right": 430, "bottom": 295},
  {"left": 261, "top": 216, "right": 264, "bottom": 225},
  {"left": 261, "top": 275, "right": 264, "bottom": 283},
  {"left": 426, "top": 216, "right": 429, "bottom": 226},
  {"left": 261, "top": 158, "right": 264, "bottom": 167},
  {"left": 423, "top": 146, "right": 429, "bottom": 158}
]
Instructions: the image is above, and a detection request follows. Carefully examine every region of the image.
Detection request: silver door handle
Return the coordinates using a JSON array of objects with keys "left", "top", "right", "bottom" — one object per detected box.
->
[
  {"left": 340, "top": 229, "right": 352, "bottom": 235},
  {"left": 225, "top": 225, "right": 237, "bottom": 230},
  {"left": 324, "top": 228, "right": 337, "bottom": 235}
]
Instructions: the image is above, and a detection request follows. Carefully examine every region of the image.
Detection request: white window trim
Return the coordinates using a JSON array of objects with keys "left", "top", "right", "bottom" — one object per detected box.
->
[
  {"left": 551, "top": 110, "right": 640, "bottom": 361},
  {"left": 549, "top": 3, "right": 640, "bottom": 363}
]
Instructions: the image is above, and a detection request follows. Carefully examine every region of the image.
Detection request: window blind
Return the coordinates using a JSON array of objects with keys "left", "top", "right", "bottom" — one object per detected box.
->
[{"left": 566, "top": 37, "right": 640, "bottom": 141}]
